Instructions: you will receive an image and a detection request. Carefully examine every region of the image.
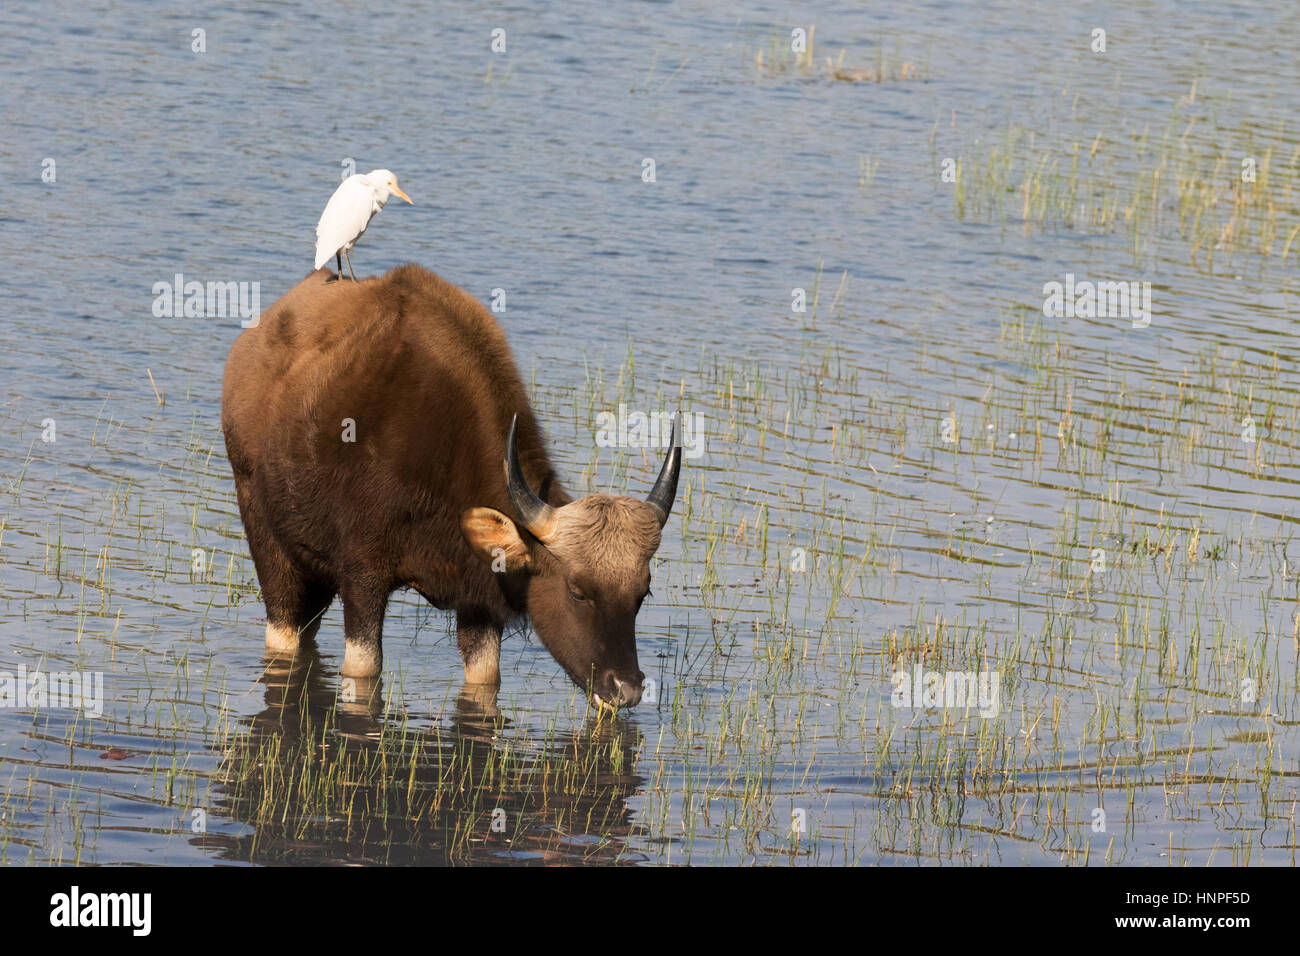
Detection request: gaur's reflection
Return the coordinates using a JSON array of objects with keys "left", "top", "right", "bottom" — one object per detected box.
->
[{"left": 200, "top": 641, "right": 646, "bottom": 865}]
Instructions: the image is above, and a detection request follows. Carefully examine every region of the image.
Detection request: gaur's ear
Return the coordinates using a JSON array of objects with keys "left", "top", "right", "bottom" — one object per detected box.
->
[{"left": 460, "top": 508, "right": 532, "bottom": 572}]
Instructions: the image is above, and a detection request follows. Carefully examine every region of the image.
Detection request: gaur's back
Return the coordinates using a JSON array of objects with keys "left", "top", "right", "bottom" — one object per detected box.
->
[{"left": 223, "top": 264, "right": 540, "bottom": 493}]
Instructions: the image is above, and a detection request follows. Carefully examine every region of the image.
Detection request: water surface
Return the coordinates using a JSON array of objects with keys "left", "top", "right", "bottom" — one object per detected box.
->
[{"left": 1, "top": 0, "right": 1298, "bottom": 865}]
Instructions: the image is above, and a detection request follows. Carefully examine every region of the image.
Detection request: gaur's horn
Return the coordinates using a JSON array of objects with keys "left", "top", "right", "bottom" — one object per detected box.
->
[
  {"left": 504, "top": 414, "right": 557, "bottom": 541},
  {"left": 645, "top": 411, "right": 683, "bottom": 527}
]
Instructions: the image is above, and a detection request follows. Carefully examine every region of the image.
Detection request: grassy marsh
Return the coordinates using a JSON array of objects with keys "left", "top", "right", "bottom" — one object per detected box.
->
[{"left": 2, "top": 5, "right": 1298, "bottom": 867}]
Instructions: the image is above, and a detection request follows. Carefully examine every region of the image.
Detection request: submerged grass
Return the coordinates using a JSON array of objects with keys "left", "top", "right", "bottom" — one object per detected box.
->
[{"left": 942, "top": 81, "right": 1300, "bottom": 271}]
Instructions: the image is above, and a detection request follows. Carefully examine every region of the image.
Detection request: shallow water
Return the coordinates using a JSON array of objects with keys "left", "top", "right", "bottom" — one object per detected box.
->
[{"left": 1, "top": 1, "right": 1298, "bottom": 864}]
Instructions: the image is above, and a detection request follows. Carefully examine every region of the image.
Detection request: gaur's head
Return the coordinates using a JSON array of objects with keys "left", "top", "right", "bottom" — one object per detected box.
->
[{"left": 460, "top": 414, "right": 681, "bottom": 709}]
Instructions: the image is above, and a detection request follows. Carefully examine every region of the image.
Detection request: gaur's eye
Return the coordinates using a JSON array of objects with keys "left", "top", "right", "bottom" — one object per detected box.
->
[{"left": 568, "top": 586, "right": 590, "bottom": 604}]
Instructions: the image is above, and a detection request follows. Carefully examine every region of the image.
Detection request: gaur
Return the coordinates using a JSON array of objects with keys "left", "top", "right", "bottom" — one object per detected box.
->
[{"left": 221, "top": 264, "right": 680, "bottom": 708}]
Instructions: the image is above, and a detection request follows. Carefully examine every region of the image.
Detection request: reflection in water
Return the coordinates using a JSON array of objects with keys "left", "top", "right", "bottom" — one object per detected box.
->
[{"left": 201, "top": 646, "right": 646, "bottom": 865}]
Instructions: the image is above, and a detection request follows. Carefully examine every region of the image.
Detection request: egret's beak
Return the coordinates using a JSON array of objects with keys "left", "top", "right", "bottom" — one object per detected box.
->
[{"left": 391, "top": 185, "right": 413, "bottom": 205}]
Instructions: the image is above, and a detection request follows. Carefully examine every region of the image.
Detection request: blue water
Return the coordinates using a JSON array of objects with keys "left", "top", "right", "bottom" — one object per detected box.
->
[{"left": 1, "top": 0, "right": 1298, "bottom": 865}]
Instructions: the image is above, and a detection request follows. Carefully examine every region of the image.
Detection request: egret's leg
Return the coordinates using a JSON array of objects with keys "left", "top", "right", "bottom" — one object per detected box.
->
[
  {"left": 326, "top": 251, "right": 342, "bottom": 283},
  {"left": 343, "top": 249, "right": 357, "bottom": 281}
]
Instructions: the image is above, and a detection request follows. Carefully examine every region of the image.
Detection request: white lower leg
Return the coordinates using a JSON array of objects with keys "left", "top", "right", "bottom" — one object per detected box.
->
[
  {"left": 460, "top": 627, "right": 501, "bottom": 685},
  {"left": 265, "top": 621, "right": 300, "bottom": 653},
  {"left": 342, "top": 639, "right": 382, "bottom": 677}
]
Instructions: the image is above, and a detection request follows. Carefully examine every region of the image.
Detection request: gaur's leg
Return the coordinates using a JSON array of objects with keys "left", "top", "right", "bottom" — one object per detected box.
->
[
  {"left": 270, "top": 579, "right": 334, "bottom": 651},
  {"left": 457, "top": 609, "right": 502, "bottom": 685},
  {"left": 236, "top": 484, "right": 329, "bottom": 655},
  {"left": 340, "top": 580, "right": 388, "bottom": 678}
]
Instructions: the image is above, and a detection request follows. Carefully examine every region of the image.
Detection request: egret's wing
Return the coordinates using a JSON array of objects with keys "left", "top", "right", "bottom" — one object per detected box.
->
[{"left": 314, "top": 177, "right": 374, "bottom": 270}]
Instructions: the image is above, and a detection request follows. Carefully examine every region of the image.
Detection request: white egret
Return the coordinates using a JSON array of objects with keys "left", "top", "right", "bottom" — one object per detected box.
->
[{"left": 314, "top": 169, "right": 413, "bottom": 281}]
